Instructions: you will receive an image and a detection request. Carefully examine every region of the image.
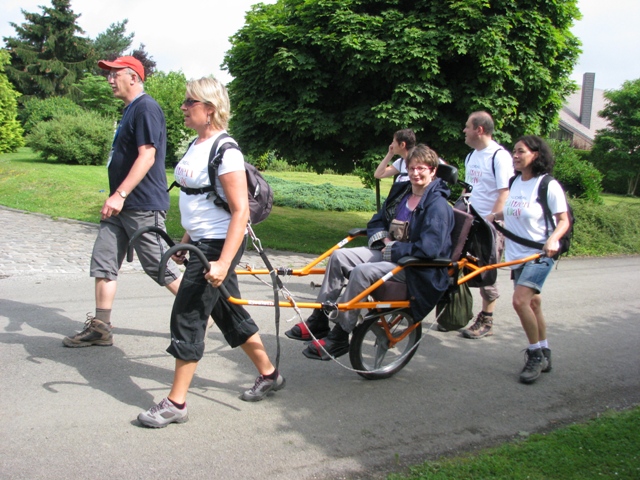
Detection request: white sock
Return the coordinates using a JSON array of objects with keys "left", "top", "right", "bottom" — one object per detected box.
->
[
  {"left": 528, "top": 342, "right": 541, "bottom": 351},
  {"left": 539, "top": 339, "right": 549, "bottom": 349}
]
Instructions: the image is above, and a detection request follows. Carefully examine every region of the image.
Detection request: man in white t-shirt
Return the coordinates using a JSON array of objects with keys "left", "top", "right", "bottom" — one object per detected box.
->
[
  {"left": 374, "top": 129, "right": 416, "bottom": 183},
  {"left": 460, "top": 111, "right": 513, "bottom": 339}
]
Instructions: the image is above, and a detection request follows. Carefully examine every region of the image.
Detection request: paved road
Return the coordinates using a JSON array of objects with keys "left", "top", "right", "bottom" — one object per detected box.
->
[{"left": 1, "top": 206, "right": 639, "bottom": 479}]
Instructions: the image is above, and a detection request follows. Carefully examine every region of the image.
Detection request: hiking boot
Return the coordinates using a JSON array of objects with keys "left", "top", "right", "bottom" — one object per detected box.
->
[
  {"left": 461, "top": 313, "right": 494, "bottom": 339},
  {"left": 240, "top": 372, "right": 286, "bottom": 402},
  {"left": 62, "top": 315, "right": 113, "bottom": 347},
  {"left": 541, "top": 347, "right": 552, "bottom": 373},
  {"left": 138, "top": 398, "right": 189, "bottom": 428},
  {"left": 520, "top": 348, "right": 544, "bottom": 384}
]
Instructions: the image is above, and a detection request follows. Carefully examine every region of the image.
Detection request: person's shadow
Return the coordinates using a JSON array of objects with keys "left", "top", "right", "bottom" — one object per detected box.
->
[{"left": 0, "top": 298, "right": 244, "bottom": 411}]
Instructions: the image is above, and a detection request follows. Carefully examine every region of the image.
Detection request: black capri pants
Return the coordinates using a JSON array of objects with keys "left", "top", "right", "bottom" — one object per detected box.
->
[{"left": 166, "top": 236, "right": 259, "bottom": 361}]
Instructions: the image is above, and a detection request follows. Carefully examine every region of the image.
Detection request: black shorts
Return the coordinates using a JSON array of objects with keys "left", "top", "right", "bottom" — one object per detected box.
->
[{"left": 166, "top": 236, "right": 259, "bottom": 361}]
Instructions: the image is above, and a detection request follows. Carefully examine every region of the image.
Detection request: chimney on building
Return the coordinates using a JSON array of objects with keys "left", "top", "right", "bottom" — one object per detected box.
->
[{"left": 580, "top": 72, "right": 596, "bottom": 129}]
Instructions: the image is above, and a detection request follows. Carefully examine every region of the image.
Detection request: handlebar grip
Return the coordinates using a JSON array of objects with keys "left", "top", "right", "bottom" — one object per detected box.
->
[
  {"left": 128, "top": 226, "right": 175, "bottom": 263},
  {"left": 158, "top": 243, "right": 232, "bottom": 299}
]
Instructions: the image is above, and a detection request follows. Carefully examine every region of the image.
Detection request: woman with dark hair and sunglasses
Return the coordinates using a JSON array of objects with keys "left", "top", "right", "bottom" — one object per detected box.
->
[
  {"left": 137, "top": 77, "right": 284, "bottom": 428},
  {"left": 491, "top": 135, "right": 570, "bottom": 384},
  {"left": 285, "top": 144, "right": 454, "bottom": 360}
]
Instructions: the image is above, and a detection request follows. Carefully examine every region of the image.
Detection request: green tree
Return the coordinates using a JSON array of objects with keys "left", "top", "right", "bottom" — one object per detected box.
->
[
  {"left": 224, "top": 0, "right": 581, "bottom": 176},
  {"left": 74, "top": 73, "right": 123, "bottom": 119},
  {"left": 0, "top": 50, "right": 25, "bottom": 153},
  {"left": 92, "top": 20, "right": 134, "bottom": 66},
  {"left": 2, "top": 0, "right": 94, "bottom": 99},
  {"left": 145, "top": 71, "right": 189, "bottom": 165},
  {"left": 548, "top": 139, "right": 602, "bottom": 202},
  {"left": 591, "top": 79, "right": 640, "bottom": 196},
  {"left": 131, "top": 43, "right": 157, "bottom": 80}
]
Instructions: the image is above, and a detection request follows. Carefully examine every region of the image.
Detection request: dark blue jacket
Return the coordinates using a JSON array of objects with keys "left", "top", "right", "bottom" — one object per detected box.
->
[{"left": 367, "top": 178, "right": 454, "bottom": 321}]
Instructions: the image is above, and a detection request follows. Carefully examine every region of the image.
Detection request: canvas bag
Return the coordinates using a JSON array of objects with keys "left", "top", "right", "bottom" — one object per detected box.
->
[{"left": 436, "top": 274, "right": 473, "bottom": 331}]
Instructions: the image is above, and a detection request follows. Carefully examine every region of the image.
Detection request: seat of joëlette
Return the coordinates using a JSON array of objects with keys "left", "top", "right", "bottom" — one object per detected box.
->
[{"left": 371, "top": 163, "right": 474, "bottom": 302}]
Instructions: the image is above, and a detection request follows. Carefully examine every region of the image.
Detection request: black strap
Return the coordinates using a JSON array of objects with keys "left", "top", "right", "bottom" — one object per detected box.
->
[
  {"left": 207, "top": 134, "right": 241, "bottom": 212},
  {"left": 493, "top": 221, "right": 544, "bottom": 250},
  {"left": 168, "top": 134, "right": 240, "bottom": 198},
  {"left": 465, "top": 147, "right": 505, "bottom": 179},
  {"left": 497, "top": 174, "right": 558, "bottom": 250}
]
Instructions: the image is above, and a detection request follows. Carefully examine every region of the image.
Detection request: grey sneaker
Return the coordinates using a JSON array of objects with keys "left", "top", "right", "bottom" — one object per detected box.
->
[
  {"left": 520, "top": 348, "right": 544, "bottom": 384},
  {"left": 461, "top": 313, "right": 494, "bottom": 339},
  {"left": 138, "top": 398, "right": 188, "bottom": 428},
  {"left": 240, "top": 373, "right": 286, "bottom": 402},
  {"left": 541, "top": 347, "right": 552, "bottom": 373},
  {"left": 62, "top": 315, "right": 113, "bottom": 347}
]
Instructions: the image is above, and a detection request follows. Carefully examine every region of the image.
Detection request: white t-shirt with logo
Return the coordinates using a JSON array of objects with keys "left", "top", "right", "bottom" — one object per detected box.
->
[
  {"left": 504, "top": 174, "right": 568, "bottom": 263},
  {"left": 465, "top": 140, "right": 513, "bottom": 217},
  {"left": 173, "top": 132, "right": 246, "bottom": 241}
]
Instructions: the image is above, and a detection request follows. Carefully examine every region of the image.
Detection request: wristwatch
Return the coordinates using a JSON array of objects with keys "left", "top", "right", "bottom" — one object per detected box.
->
[{"left": 117, "top": 190, "right": 127, "bottom": 199}]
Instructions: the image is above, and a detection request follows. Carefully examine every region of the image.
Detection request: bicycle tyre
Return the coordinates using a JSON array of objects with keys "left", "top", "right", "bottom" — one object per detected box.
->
[{"left": 349, "top": 309, "right": 421, "bottom": 380}]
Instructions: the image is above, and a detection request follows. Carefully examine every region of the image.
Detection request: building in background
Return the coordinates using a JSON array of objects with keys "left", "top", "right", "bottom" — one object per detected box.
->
[{"left": 554, "top": 72, "right": 609, "bottom": 150}]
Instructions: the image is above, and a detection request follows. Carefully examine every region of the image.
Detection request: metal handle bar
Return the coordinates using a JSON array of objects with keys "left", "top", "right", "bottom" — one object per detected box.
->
[
  {"left": 127, "top": 226, "right": 176, "bottom": 263},
  {"left": 158, "top": 243, "right": 232, "bottom": 299}
]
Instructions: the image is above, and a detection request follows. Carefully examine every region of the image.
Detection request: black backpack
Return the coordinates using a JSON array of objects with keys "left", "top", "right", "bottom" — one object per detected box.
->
[
  {"left": 170, "top": 134, "right": 273, "bottom": 225},
  {"left": 497, "top": 174, "right": 574, "bottom": 259},
  {"left": 453, "top": 198, "right": 499, "bottom": 288}
]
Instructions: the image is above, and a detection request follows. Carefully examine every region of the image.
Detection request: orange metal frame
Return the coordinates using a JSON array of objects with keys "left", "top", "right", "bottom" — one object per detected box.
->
[{"left": 231, "top": 233, "right": 541, "bottom": 317}]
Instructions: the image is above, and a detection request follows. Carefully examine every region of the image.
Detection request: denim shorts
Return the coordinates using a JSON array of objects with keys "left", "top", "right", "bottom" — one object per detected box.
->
[{"left": 511, "top": 256, "right": 555, "bottom": 294}]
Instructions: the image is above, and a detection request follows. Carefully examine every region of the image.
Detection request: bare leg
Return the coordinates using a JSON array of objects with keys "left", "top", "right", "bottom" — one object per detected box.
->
[
  {"left": 240, "top": 333, "right": 276, "bottom": 376},
  {"left": 168, "top": 359, "right": 199, "bottom": 404},
  {"left": 95, "top": 278, "right": 118, "bottom": 309},
  {"left": 512, "top": 285, "right": 541, "bottom": 344},
  {"left": 482, "top": 298, "right": 496, "bottom": 314},
  {"left": 530, "top": 293, "right": 546, "bottom": 340}
]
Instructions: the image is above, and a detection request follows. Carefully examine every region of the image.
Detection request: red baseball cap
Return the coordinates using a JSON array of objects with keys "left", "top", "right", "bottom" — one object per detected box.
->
[{"left": 98, "top": 56, "right": 145, "bottom": 81}]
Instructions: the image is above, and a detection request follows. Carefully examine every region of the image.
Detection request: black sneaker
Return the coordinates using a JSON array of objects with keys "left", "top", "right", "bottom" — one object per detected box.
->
[
  {"left": 541, "top": 347, "right": 552, "bottom": 372},
  {"left": 241, "top": 373, "right": 286, "bottom": 402},
  {"left": 62, "top": 315, "right": 113, "bottom": 347},
  {"left": 520, "top": 348, "right": 544, "bottom": 384}
]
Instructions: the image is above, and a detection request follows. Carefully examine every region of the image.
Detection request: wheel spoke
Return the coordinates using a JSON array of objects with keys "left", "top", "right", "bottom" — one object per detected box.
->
[
  {"left": 349, "top": 309, "right": 422, "bottom": 380},
  {"left": 373, "top": 342, "right": 388, "bottom": 369}
]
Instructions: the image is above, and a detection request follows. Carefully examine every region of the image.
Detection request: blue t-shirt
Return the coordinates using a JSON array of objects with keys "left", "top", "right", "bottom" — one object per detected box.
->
[{"left": 108, "top": 93, "right": 170, "bottom": 211}]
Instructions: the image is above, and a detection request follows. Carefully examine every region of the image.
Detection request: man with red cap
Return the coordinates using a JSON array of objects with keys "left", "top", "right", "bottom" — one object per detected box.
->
[{"left": 63, "top": 56, "right": 182, "bottom": 348}]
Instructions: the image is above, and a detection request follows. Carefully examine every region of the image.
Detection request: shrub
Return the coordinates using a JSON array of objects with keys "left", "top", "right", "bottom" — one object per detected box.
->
[
  {"left": 570, "top": 199, "right": 640, "bottom": 256},
  {"left": 266, "top": 158, "right": 312, "bottom": 172},
  {"left": 0, "top": 50, "right": 24, "bottom": 153},
  {"left": 20, "top": 96, "right": 84, "bottom": 134},
  {"left": 264, "top": 175, "right": 381, "bottom": 211},
  {"left": 252, "top": 150, "right": 277, "bottom": 170},
  {"left": 548, "top": 139, "right": 603, "bottom": 203},
  {"left": 26, "top": 111, "right": 113, "bottom": 165}
]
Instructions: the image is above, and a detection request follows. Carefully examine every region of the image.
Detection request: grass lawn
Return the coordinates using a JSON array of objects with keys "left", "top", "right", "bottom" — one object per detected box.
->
[
  {"left": 601, "top": 193, "right": 640, "bottom": 207},
  {"left": 390, "top": 406, "right": 640, "bottom": 480},
  {"left": 0, "top": 148, "right": 375, "bottom": 253}
]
